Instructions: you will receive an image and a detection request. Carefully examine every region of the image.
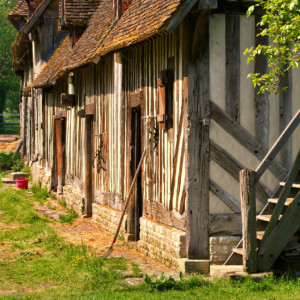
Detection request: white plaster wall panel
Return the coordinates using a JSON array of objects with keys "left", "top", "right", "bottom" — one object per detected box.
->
[
  {"left": 209, "top": 191, "right": 234, "bottom": 214},
  {"left": 209, "top": 160, "right": 240, "bottom": 213},
  {"left": 292, "top": 67, "right": 300, "bottom": 162},
  {"left": 240, "top": 15, "right": 255, "bottom": 137},
  {"left": 209, "top": 14, "right": 226, "bottom": 110},
  {"left": 210, "top": 119, "right": 279, "bottom": 192}
]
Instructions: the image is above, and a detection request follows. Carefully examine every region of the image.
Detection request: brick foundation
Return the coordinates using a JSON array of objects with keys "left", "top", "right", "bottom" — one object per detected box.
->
[
  {"left": 31, "top": 162, "right": 51, "bottom": 191},
  {"left": 62, "top": 184, "right": 85, "bottom": 216},
  {"left": 138, "top": 217, "right": 186, "bottom": 268},
  {"left": 210, "top": 236, "right": 240, "bottom": 264},
  {"left": 91, "top": 203, "right": 127, "bottom": 235}
]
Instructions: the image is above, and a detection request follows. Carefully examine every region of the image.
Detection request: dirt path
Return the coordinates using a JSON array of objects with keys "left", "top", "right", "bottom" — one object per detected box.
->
[{"left": 33, "top": 197, "right": 180, "bottom": 285}]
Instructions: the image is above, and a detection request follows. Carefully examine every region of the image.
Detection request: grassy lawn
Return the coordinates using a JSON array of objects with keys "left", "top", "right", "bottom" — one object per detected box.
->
[{"left": 0, "top": 187, "right": 300, "bottom": 299}]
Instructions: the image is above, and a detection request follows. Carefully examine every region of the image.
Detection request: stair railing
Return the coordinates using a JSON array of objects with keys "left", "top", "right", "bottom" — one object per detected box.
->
[{"left": 240, "top": 109, "right": 300, "bottom": 273}]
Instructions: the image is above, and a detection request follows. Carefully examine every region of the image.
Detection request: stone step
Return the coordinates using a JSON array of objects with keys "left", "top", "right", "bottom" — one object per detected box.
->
[
  {"left": 10, "top": 172, "right": 30, "bottom": 180},
  {"left": 210, "top": 265, "right": 245, "bottom": 277},
  {"left": 1, "top": 178, "right": 16, "bottom": 184}
]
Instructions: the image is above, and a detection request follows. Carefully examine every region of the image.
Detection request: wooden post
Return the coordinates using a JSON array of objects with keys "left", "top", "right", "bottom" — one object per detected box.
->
[{"left": 240, "top": 169, "right": 257, "bottom": 273}]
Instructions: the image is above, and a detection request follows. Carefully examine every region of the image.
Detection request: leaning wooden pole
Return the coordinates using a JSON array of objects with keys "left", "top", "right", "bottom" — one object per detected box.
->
[{"left": 240, "top": 169, "right": 257, "bottom": 273}]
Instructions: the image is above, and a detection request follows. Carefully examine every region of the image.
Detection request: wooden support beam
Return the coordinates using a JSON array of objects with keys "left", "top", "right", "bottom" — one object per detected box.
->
[
  {"left": 279, "top": 69, "right": 293, "bottom": 170},
  {"left": 186, "top": 12, "right": 210, "bottom": 259},
  {"left": 209, "top": 213, "right": 242, "bottom": 236},
  {"left": 210, "top": 140, "right": 271, "bottom": 205},
  {"left": 198, "top": 0, "right": 217, "bottom": 10},
  {"left": 261, "top": 147, "right": 300, "bottom": 246},
  {"left": 258, "top": 191, "right": 300, "bottom": 272},
  {"left": 255, "top": 15, "right": 269, "bottom": 150},
  {"left": 226, "top": 14, "right": 240, "bottom": 123},
  {"left": 210, "top": 101, "right": 288, "bottom": 180},
  {"left": 240, "top": 169, "right": 257, "bottom": 273},
  {"left": 210, "top": 179, "right": 241, "bottom": 213},
  {"left": 60, "top": 93, "right": 75, "bottom": 107}
]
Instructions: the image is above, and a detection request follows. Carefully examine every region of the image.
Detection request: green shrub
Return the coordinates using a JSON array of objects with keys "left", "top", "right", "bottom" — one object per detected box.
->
[
  {"left": 21, "top": 166, "right": 31, "bottom": 173},
  {"left": 0, "top": 151, "right": 14, "bottom": 170}
]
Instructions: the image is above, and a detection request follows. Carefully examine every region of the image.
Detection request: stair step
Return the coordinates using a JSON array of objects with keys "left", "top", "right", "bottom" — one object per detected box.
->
[
  {"left": 280, "top": 182, "right": 300, "bottom": 188},
  {"left": 268, "top": 198, "right": 293, "bottom": 206},
  {"left": 256, "top": 214, "right": 282, "bottom": 222},
  {"left": 233, "top": 248, "right": 243, "bottom": 255},
  {"left": 257, "top": 231, "right": 264, "bottom": 240}
]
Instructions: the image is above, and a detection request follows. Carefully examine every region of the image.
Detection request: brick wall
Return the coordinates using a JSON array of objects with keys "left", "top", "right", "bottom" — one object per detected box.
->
[
  {"left": 210, "top": 236, "right": 240, "bottom": 264},
  {"left": 138, "top": 217, "right": 186, "bottom": 268}
]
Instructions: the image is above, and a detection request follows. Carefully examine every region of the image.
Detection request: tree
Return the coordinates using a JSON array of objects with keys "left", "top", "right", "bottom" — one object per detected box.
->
[
  {"left": 0, "top": 0, "right": 19, "bottom": 123},
  {"left": 245, "top": 0, "right": 300, "bottom": 95}
]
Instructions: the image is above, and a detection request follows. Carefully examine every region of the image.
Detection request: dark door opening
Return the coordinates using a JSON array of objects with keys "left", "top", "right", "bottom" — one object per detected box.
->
[
  {"left": 85, "top": 114, "right": 94, "bottom": 217},
  {"left": 130, "top": 108, "right": 143, "bottom": 241},
  {"left": 55, "top": 117, "right": 66, "bottom": 194}
]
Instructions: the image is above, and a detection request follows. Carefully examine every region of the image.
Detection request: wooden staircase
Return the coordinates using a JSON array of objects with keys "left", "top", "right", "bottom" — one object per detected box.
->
[{"left": 224, "top": 109, "right": 300, "bottom": 273}]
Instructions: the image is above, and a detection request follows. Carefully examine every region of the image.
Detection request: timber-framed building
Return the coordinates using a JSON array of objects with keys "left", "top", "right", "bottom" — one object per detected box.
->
[{"left": 9, "top": 0, "right": 300, "bottom": 274}]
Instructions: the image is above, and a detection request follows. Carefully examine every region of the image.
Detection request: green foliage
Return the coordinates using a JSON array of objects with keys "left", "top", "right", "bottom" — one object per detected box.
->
[
  {"left": 59, "top": 210, "right": 78, "bottom": 224},
  {"left": 21, "top": 166, "right": 31, "bottom": 173},
  {"left": 0, "top": 151, "right": 23, "bottom": 171},
  {"left": 59, "top": 197, "right": 67, "bottom": 208},
  {"left": 0, "top": 0, "right": 20, "bottom": 117},
  {"left": 245, "top": 0, "right": 300, "bottom": 94}
]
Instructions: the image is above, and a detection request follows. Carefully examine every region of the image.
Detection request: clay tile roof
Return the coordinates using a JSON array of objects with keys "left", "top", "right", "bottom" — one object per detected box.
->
[
  {"left": 8, "top": 0, "right": 28, "bottom": 18},
  {"left": 98, "top": 0, "right": 184, "bottom": 55},
  {"left": 31, "top": 34, "right": 71, "bottom": 88},
  {"left": 55, "top": 0, "right": 115, "bottom": 74},
  {"left": 64, "top": 0, "right": 103, "bottom": 26}
]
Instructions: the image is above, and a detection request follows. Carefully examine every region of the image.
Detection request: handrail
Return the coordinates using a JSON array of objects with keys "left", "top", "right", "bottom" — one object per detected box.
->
[{"left": 256, "top": 109, "right": 300, "bottom": 181}]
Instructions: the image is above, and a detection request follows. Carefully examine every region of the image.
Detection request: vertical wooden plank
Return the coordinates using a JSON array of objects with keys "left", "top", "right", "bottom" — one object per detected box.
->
[
  {"left": 85, "top": 115, "right": 93, "bottom": 216},
  {"left": 225, "top": 15, "right": 240, "bottom": 123},
  {"left": 255, "top": 15, "right": 269, "bottom": 150},
  {"left": 186, "top": 12, "right": 210, "bottom": 259},
  {"left": 279, "top": 70, "right": 292, "bottom": 170}
]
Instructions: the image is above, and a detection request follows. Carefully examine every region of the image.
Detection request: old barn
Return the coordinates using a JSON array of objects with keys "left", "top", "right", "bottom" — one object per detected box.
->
[{"left": 9, "top": 0, "right": 300, "bottom": 274}]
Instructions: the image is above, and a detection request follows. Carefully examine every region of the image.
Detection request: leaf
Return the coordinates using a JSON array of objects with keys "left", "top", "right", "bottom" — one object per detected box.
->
[{"left": 247, "top": 5, "right": 255, "bottom": 17}]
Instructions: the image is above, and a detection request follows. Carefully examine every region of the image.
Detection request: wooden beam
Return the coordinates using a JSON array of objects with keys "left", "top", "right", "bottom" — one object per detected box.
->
[
  {"left": 165, "top": 0, "right": 198, "bottom": 33},
  {"left": 256, "top": 109, "right": 300, "bottom": 180},
  {"left": 258, "top": 191, "right": 300, "bottom": 272},
  {"left": 129, "top": 91, "right": 142, "bottom": 108},
  {"left": 198, "top": 0, "right": 217, "bottom": 10},
  {"left": 279, "top": 69, "right": 293, "bottom": 170},
  {"left": 213, "top": 1, "right": 264, "bottom": 15},
  {"left": 210, "top": 140, "right": 271, "bottom": 205},
  {"left": 255, "top": 15, "right": 269, "bottom": 150},
  {"left": 240, "top": 169, "right": 257, "bottom": 273},
  {"left": 261, "top": 147, "right": 300, "bottom": 246},
  {"left": 85, "top": 103, "right": 95, "bottom": 115},
  {"left": 210, "top": 101, "right": 288, "bottom": 180},
  {"left": 226, "top": 14, "right": 240, "bottom": 123},
  {"left": 60, "top": 93, "right": 75, "bottom": 107},
  {"left": 85, "top": 115, "right": 93, "bottom": 216},
  {"left": 210, "top": 179, "right": 241, "bottom": 213},
  {"left": 186, "top": 13, "right": 210, "bottom": 259}
]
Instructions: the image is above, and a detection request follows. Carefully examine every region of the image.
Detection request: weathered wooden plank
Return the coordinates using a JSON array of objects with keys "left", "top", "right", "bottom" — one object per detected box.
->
[
  {"left": 210, "top": 179, "right": 241, "bottom": 213},
  {"left": 258, "top": 191, "right": 300, "bottom": 272},
  {"left": 209, "top": 214, "right": 242, "bottom": 236},
  {"left": 210, "top": 101, "right": 288, "bottom": 180},
  {"left": 61, "top": 93, "right": 75, "bottom": 107},
  {"left": 85, "top": 115, "right": 93, "bottom": 216},
  {"left": 85, "top": 103, "right": 95, "bottom": 115},
  {"left": 226, "top": 14, "right": 240, "bottom": 123},
  {"left": 240, "top": 169, "right": 257, "bottom": 273},
  {"left": 186, "top": 12, "right": 210, "bottom": 259},
  {"left": 198, "top": 0, "right": 217, "bottom": 10},
  {"left": 255, "top": 15, "right": 269, "bottom": 150},
  {"left": 143, "top": 198, "right": 186, "bottom": 231},
  {"left": 279, "top": 68, "right": 293, "bottom": 170},
  {"left": 256, "top": 109, "right": 300, "bottom": 180},
  {"left": 210, "top": 140, "right": 271, "bottom": 205},
  {"left": 129, "top": 91, "right": 142, "bottom": 108},
  {"left": 261, "top": 147, "right": 300, "bottom": 246}
]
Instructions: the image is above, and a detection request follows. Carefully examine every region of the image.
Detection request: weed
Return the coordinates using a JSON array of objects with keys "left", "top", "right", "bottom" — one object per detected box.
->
[
  {"left": 31, "top": 184, "right": 49, "bottom": 204},
  {"left": 59, "top": 210, "right": 78, "bottom": 224},
  {"left": 118, "top": 233, "right": 125, "bottom": 241},
  {"left": 59, "top": 198, "right": 67, "bottom": 208},
  {"left": 131, "top": 262, "right": 143, "bottom": 277},
  {"left": 47, "top": 202, "right": 57, "bottom": 210},
  {"left": 21, "top": 166, "right": 31, "bottom": 173},
  {"left": 49, "top": 193, "right": 57, "bottom": 200}
]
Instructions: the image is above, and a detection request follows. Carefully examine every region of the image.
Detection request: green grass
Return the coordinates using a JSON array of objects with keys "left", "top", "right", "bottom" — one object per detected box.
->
[
  {"left": 2, "top": 188, "right": 300, "bottom": 299},
  {"left": 58, "top": 210, "right": 77, "bottom": 224},
  {"left": 20, "top": 166, "right": 31, "bottom": 173}
]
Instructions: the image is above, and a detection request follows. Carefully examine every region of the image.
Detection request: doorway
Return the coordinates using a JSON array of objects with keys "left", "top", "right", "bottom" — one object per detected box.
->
[
  {"left": 54, "top": 117, "right": 66, "bottom": 194},
  {"left": 130, "top": 108, "right": 143, "bottom": 241}
]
